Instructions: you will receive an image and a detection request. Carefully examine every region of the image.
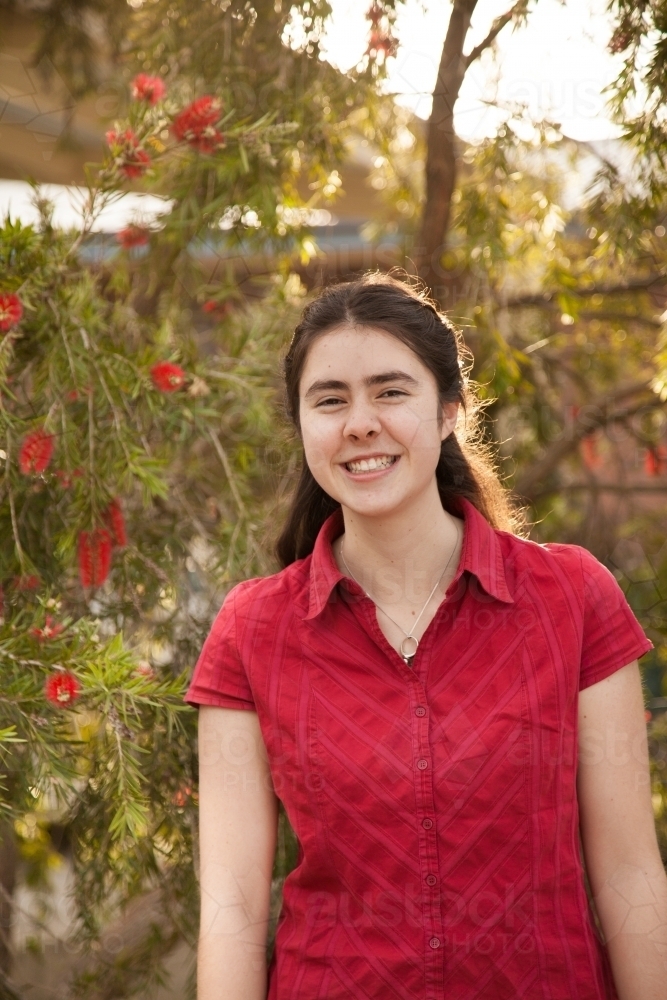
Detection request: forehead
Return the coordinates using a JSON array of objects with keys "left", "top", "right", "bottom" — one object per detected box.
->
[{"left": 299, "top": 324, "right": 428, "bottom": 386}]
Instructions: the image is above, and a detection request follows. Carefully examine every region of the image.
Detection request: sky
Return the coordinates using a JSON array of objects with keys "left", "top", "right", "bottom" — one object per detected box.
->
[{"left": 321, "top": 0, "right": 624, "bottom": 142}]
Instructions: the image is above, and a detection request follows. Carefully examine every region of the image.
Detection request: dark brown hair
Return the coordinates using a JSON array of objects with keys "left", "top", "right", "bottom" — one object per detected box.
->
[{"left": 276, "top": 272, "right": 522, "bottom": 566}]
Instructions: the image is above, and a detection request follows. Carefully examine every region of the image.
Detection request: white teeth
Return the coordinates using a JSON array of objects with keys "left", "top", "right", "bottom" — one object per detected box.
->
[{"left": 346, "top": 456, "right": 396, "bottom": 473}]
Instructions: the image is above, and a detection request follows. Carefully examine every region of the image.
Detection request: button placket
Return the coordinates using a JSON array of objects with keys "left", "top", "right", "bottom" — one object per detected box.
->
[
  {"left": 410, "top": 676, "right": 444, "bottom": 999},
  {"left": 351, "top": 590, "right": 446, "bottom": 996}
]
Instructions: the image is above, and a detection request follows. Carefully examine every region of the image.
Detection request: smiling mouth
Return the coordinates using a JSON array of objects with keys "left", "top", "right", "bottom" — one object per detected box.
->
[{"left": 344, "top": 455, "right": 398, "bottom": 473}]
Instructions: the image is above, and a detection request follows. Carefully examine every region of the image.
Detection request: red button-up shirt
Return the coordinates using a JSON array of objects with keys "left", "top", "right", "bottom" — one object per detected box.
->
[{"left": 185, "top": 498, "right": 653, "bottom": 1000}]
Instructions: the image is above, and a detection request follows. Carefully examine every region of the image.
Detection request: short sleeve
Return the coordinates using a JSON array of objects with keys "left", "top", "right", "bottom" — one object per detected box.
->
[
  {"left": 184, "top": 583, "right": 256, "bottom": 711},
  {"left": 578, "top": 546, "right": 653, "bottom": 690}
]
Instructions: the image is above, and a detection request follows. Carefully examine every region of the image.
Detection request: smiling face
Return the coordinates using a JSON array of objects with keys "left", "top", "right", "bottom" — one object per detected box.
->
[{"left": 298, "top": 324, "right": 459, "bottom": 520}]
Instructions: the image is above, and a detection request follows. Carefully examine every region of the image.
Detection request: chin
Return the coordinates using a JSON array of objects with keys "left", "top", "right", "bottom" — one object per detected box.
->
[{"left": 339, "top": 492, "right": 406, "bottom": 519}]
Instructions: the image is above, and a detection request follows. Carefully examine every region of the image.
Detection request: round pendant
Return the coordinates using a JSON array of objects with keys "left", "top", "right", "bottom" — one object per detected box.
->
[{"left": 400, "top": 635, "right": 419, "bottom": 662}]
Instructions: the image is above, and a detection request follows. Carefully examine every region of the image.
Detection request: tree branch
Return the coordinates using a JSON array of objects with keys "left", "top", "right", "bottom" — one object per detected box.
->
[
  {"left": 502, "top": 274, "right": 665, "bottom": 310},
  {"left": 208, "top": 429, "right": 247, "bottom": 518},
  {"left": 465, "top": 0, "right": 529, "bottom": 68},
  {"left": 68, "top": 887, "right": 183, "bottom": 1000},
  {"left": 531, "top": 482, "right": 667, "bottom": 501},
  {"left": 0, "top": 969, "right": 24, "bottom": 1000},
  {"left": 513, "top": 383, "right": 661, "bottom": 500},
  {"left": 518, "top": 309, "right": 662, "bottom": 345},
  {"left": 568, "top": 309, "right": 662, "bottom": 329}
]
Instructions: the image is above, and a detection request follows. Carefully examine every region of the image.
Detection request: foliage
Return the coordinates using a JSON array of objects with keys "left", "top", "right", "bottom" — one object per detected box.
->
[
  {"left": 0, "top": 8, "right": 383, "bottom": 987},
  {"left": 368, "top": 85, "right": 667, "bottom": 773},
  {"left": 0, "top": 204, "right": 297, "bottom": 992},
  {"left": 1, "top": 0, "right": 667, "bottom": 993},
  {"left": 607, "top": 0, "right": 667, "bottom": 200}
]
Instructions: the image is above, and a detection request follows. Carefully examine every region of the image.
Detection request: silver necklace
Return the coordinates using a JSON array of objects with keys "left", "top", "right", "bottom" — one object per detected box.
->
[{"left": 339, "top": 522, "right": 461, "bottom": 665}]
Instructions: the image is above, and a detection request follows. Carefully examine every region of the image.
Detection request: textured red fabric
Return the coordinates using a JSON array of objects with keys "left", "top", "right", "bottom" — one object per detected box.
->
[{"left": 185, "top": 498, "right": 653, "bottom": 1000}]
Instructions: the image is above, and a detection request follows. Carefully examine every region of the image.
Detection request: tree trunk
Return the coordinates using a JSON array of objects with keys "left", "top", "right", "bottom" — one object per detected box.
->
[
  {"left": 414, "top": 0, "right": 532, "bottom": 304},
  {"left": 0, "top": 820, "right": 17, "bottom": 976},
  {"left": 414, "top": 0, "right": 478, "bottom": 303}
]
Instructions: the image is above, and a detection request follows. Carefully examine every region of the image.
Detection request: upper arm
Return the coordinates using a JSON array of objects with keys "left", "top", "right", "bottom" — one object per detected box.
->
[
  {"left": 197, "top": 705, "right": 278, "bottom": 939},
  {"left": 577, "top": 660, "right": 660, "bottom": 887}
]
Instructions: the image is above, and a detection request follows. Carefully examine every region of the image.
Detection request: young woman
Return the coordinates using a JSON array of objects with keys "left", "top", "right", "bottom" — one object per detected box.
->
[{"left": 186, "top": 274, "right": 666, "bottom": 1000}]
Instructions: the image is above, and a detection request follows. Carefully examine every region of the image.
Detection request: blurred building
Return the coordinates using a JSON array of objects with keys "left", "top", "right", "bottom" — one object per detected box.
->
[{"left": 0, "top": 4, "right": 408, "bottom": 284}]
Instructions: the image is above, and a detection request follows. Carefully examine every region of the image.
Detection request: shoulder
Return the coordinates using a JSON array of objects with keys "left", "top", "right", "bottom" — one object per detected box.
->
[
  {"left": 219, "top": 555, "right": 312, "bottom": 629},
  {"left": 496, "top": 531, "right": 617, "bottom": 601},
  {"left": 537, "top": 539, "right": 619, "bottom": 594},
  {"left": 496, "top": 528, "right": 586, "bottom": 571}
]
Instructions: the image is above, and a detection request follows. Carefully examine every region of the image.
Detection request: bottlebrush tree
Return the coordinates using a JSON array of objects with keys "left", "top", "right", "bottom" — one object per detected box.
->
[{"left": 0, "top": 10, "right": 393, "bottom": 983}]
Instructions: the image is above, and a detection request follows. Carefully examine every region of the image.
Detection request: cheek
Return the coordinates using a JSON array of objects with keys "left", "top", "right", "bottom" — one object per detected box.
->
[
  {"left": 385, "top": 405, "right": 441, "bottom": 456},
  {"left": 300, "top": 416, "right": 339, "bottom": 473}
]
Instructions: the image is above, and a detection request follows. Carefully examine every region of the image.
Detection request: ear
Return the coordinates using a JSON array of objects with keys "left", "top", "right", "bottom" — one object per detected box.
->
[{"left": 440, "top": 400, "right": 460, "bottom": 442}]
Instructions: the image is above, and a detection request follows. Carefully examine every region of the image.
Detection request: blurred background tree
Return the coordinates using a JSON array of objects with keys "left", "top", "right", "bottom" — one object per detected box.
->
[
  {"left": 0, "top": 2, "right": 399, "bottom": 995},
  {"left": 0, "top": 0, "right": 665, "bottom": 996}
]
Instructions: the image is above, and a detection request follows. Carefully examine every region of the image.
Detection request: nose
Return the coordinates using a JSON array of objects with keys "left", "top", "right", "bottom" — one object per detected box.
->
[{"left": 343, "top": 396, "right": 381, "bottom": 440}]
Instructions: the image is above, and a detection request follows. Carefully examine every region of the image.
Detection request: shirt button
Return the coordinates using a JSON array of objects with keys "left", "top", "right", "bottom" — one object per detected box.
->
[
  {"left": 425, "top": 874, "right": 437, "bottom": 886},
  {"left": 429, "top": 937, "right": 441, "bottom": 949},
  {"left": 422, "top": 818, "right": 433, "bottom": 830},
  {"left": 416, "top": 758, "right": 428, "bottom": 770},
  {"left": 415, "top": 706, "right": 426, "bottom": 717}
]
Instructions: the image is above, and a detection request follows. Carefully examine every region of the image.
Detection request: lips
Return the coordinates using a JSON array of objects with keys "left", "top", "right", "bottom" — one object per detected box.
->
[{"left": 344, "top": 455, "right": 398, "bottom": 473}]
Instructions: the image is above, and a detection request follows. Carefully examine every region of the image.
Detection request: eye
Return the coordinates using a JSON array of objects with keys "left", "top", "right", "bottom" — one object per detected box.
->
[
  {"left": 379, "top": 388, "right": 408, "bottom": 398},
  {"left": 315, "top": 396, "right": 345, "bottom": 407}
]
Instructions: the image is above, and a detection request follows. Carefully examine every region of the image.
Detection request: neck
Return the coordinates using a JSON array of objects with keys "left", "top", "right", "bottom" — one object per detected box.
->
[{"left": 335, "top": 482, "right": 464, "bottom": 605}]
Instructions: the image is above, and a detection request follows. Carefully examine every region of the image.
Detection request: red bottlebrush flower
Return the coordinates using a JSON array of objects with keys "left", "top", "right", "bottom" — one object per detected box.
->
[
  {"left": 44, "top": 670, "right": 81, "bottom": 707},
  {"left": 172, "top": 96, "right": 224, "bottom": 153},
  {"left": 105, "top": 498, "right": 128, "bottom": 548},
  {"left": 121, "top": 148, "right": 150, "bottom": 179},
  {"left": 609, "top": 27, "right": 632, "bottom": 54},
  {"left": 580, "top": 433, "right": 603, "bottom": 470},
  {"left": 366, "top": 30, "right": 397, "bottom": 58},
  {"left": 366, "top": 3, "right": 383, "bottom": 25},
  {"left": 172, "top": 784, "right": 192, "bottom": 807},
  {"left": 117, "top": 225, "right": 150, "bottom": 249},
  {"left": 0, "top": 293, "right": 23, "bottom": 332},
  {"left": 31, "top": 616, "right": 65, "bottom": 641},
  {"left": 645, "top": 446, "right": 667, "bottom": 476},
  {"left": 202, "top": 299, "right": 230, "bottom": 319},
  {"left": 19, "top": 428, "right": 54, "bottom": 475},
  {"left": 134, "top": 661, "right": 155, "bottom": 679},
  {"left": 150, "top": 361, "right": 186, "bottom": 392},
  {"left": 106, "top": 128, "right": 151, "bottom": 179},
  {"left": 78, "top": 528, "right": 113, "bottom": 588},
  {"left": 14, "top": 574, "right": 40, "bottom": 591},
  {"left": 131, "top": 73, "right": 166, "bottom": 105},
  {"left": 55, "top": 470, "right": 70, "bottom": 488}
]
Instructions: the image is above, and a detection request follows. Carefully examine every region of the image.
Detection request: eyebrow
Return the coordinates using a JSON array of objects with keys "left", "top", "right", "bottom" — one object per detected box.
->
[{"left": 303, "top": 370, "right": 420, "bottom": 399}]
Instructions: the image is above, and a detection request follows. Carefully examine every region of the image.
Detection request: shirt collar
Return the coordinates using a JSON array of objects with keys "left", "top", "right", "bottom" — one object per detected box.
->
[
  {"left": 302, "top": 496, "right": 514, "bottom": 621},
  {"left": 451, "top": 496, "right": 515, "bottom": 605},
  {"left": 303, "top": 507, "right": 347, "bottom": 621}
]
